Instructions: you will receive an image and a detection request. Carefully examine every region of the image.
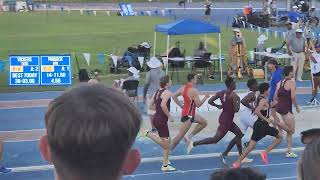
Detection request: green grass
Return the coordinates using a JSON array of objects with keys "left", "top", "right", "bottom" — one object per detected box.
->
[{"left": 0, "top": 11, "right": 283, "bottom": 93}]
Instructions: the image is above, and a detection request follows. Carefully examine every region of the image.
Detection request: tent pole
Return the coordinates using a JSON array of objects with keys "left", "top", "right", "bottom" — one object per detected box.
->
[
  {"left": 153, "top": 32, "right": 157, "bottom": 57},
  {"left": 219, "top": 33, "right": 223, "bottom": 82},
  {"left": 205, "top": 34, "right": 208, "bottom": 48},
  {"left": 166, "top": 35, "right": 170, "bottom": 75}
]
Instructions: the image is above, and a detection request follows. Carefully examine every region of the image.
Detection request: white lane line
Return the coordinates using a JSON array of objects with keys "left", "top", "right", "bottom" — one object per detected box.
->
[
  {"left": 0, "top": 129, "right": 45, "bottom": 133},
  {"left": 267, "top": 177, "right": 296, "bottom": 180},
  {"left": 124, "top": 162, "right": 297, "bottom": 177},
  {"left": 9, "top": 148, "right": 302, "bottom": 174}
]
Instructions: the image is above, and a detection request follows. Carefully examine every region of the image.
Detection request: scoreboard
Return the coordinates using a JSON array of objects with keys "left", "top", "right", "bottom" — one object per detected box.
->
[{"left": 9, "top": 55, "right": 72, "bottom": 86}]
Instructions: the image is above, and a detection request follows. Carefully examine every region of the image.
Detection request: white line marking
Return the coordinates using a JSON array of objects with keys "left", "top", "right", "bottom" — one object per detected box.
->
[
  {"left": 0, "top": 129, "right": 44, "bottom": 133},
  {"left": 5, "top": 139, "right": 40, "bottom": 143},
  {"left": 267, "top": 177, "right": 296, "bottom": 180},
  {"left": 124, "top": 162, "right": 297, "bottom": 177},
  {"left": 8, "top": 148, "right": 302, "bottom": 174}
]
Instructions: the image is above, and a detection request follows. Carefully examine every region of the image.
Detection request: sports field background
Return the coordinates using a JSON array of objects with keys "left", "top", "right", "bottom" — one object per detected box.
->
[{"left": 0, "top": 11, "right": 287, "bottom": 92}]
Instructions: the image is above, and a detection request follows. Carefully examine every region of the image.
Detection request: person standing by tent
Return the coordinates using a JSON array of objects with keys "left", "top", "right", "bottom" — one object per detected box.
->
[
  {"left": 143, "top": 57, "right": 165, "bottom": 132},
  {"left": 204, "top": 0, "right": 212, "bottom": 22}
]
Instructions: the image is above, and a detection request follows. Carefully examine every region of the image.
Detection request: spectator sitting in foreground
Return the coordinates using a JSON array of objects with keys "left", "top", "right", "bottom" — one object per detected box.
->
[
  {"left": 210, "top": 167, "right": 266, "bottom": 180},
  {"left": 113, "top": 66, "right": 140, "bottom": 89},
  {"left": 39, "top": 84, "right": 142, "bottom": 180}
]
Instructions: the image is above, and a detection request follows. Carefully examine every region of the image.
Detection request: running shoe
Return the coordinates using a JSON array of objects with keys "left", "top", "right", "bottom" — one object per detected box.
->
[
  {"left": 286, "top": 152, "right": 298, "bottom": 158},
  {"left": 161, "top": 160, "right": 171, "bottom": 165},
  {"left": 241, "top": 157, "right": 253, "bottom": 163},
  {"left": 187, "top": 140, "right": 194, "bottom": 154},
  {"left": 151, "top": 128, "right": 158, "bottom": 132},
  {"left": 219, "top": 154, "right": 228, "bottom": 167},
  {"left": 260, "top": 151, "right": 269, "bottom": 164},
  {"left": 0, "top": 166, "right": 11, "bottom": 174},
  {"left": 208, "top": 75, "right": 215, "bottom": 80},
  {"left": 161, "top": 165, "right": 176, "bottom": 172},
  {"left": 232, "top": 162, "right": 241, "bottom": 169}
]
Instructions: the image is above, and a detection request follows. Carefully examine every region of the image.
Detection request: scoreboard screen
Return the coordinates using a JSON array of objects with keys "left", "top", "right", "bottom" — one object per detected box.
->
[{"left": 9, "top": 54, "right": 72, "bottom": 86}]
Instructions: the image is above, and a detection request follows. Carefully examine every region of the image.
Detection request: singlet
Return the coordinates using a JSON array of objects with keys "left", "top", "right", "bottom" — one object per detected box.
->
[
  {"left": 256, "top": 95, "right": 269, "bottom": 121},
  {"left": 276, "top": 79, "right": 293, "bottom": 115},
  {"left": 218, "top": 90, "right": 236, "bottom": 125},
  {"left": 240, "top": 91, "right": 256, "bottom": 114},
  {"left": 181, "top": 83, "right": 196, "bottom": 118},
  {"left": 154, "top": 88, "right": 171, "bottom": 122}
]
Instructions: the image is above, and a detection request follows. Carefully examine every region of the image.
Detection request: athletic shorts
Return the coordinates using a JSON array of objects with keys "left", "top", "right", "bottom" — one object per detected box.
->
[
  {"left": 251, "top": 120, "right": 279, "bottom": 142},
  {"left": 181, "top": 116, "right": 195, "bottom": 123},
  {"left": 154, "top": 119, "right": 169, "bottom": 138},
  {"left": 217, "top": 122, "right": 238, "bottom": 137},
  {"left": 239, "top": 111, "right": 256, "bottom": 133},
  {"left": 313, "top": 72, "right": 320, "bottom": 77}
]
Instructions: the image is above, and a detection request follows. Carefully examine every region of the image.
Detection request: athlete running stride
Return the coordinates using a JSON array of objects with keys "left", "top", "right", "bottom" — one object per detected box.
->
[
  {"left": 219, "top": 79, "right": 259, "bottom": 165},
  {"left": 144, "top": 75, "right": 176, "bottom": 171},
  {"left": 274, "top": 66, "right": 300, "bottom": 158},
  {"left": 232, "top": 82, "right": 282, "bottom": 168},
  {"left": 171, "top": 73, "right": 209, "bottom": 151},
  {"left": 187, "top": 77, "right": 243, "bottom": 157}
]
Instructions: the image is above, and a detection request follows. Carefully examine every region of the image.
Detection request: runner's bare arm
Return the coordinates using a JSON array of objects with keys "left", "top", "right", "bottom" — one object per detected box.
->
[
  {"left": 172, "top": 87, "right": 183, "bottom": 108},
  {"left": 148, "top": 92, "right": 156, "bottom": 110},
  {"left": 232, "top": 92, "right": 241, "bottom": 112},
  {"left": 241, "top": 92, "right": 255, "bottom": 111},
  {"left": 255, "top": 98, "right": 272, "bottom": 123},
  {"left": 208, "top": 92, "right": 222, "bottom": 109},
  {"left": 161, "top": 90, "right": 173, "bottom": 118},
  {"left": 191, "top": 89, "right": 209, "bottom": 108},
  {"left": 274, "top": 82, "right": 281, "bottom": 102},
  {"left": 290, "top": 81, "right": 300, "bottom": 113}
]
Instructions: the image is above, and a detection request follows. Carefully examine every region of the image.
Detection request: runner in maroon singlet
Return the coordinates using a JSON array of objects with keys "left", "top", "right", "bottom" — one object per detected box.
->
[
  {"left": 144, "top": 75, "right": 176, "bottom": 171},
  {"left": 274, "top": 66, "right": 300, "bottom": 158},
  {"left": 171, "top": 73, "right": 209, "bottom": 151},
  {"left": 187, "top": 77, "right": 243, "bottom": 155}
]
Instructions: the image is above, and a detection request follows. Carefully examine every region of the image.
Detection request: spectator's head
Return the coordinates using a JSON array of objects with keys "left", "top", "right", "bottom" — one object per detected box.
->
[
  {"left": 39, "top": 84, "right": 142, "bottom": 180},
  {"left": 88, "top": 79, "right": 99, "bottom": 84},
  {"left": 175, "top": 41, "right": 180, "bottom": 48},
  {"left": 285, "top": 21, "right": 292, "bottom": 30},
  {"left": 283, "top": 65, "right": 294, "bottom": 78},
  {"left": 247, "top": 79, "right": 259, "bottom": 92},
  {"left": 296, "top": 29, "right": 304, "bottom": 38},
  {"left": 315, "top": 43, "right": 320, "bottom": 53},
  {"left": 127, "top": 67, "right": 140, "bottom": 79},
  {"left": 147, "top": 57, "right": 162, "bottom": 69},
  {"left": 259, "top": 82, "right": 270, "bottom": 96},
  {"left": 198, "top": 42, "right": 205, "bottom": 50},
  {"left": 160, "top": 75, "right": 171, "bottom": 88},
  {"left": 225, "top": 76, "right": 236, "bottom": 90},
  {"left": 210, "top": 168, "right": 266, "bottom": 180},
  {"left": 267, "top": 58, "right": 278, "bottom": 71},
  {"left": 300, "top": 128, "right": 320, "bottom": 145},
  {"left": 187, "top": 73, "right": 197, "bottom": 84},
  {"left": 311, "top": 6, "right": 315, "bottom": 11},
  {"left": 297, "top": 138, "right": 320, "bottom": 180}
]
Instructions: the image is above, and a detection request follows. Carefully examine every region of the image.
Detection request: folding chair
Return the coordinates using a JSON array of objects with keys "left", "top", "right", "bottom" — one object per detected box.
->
[{"left": 122, "top": 80, "right": 139, "bottom": 102}]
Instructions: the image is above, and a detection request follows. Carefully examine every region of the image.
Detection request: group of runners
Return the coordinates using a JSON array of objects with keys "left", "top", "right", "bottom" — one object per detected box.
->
[{"left": 144, "top": 59, "right": 301, "bottom": 171}]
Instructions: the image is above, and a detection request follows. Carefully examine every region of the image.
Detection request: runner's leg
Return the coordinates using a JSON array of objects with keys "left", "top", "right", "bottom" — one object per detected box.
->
[
  {"left": 171, "top": 120, "right": 192, "bottom": 150},
  {"left": 222, "top": 123, "right": 244, "bottom": 156},
  {"left": 265, "top": 132, "right": 282, "bottom": 153},
  {"left": 235, "top": 140, "right": 257, "bottom": 164},
  {"left": 282, "top": 113, "right": 295, "bottom": 153},
  {"left": 188, "top": 114, "right": 207, "bottom": 140},
  {"left": 193, "top": 127, "right": 226, "bottom": 146}
]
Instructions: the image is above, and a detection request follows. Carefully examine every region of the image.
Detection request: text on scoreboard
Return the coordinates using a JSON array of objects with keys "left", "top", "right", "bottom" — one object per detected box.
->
[{"left": 9, "top": 55, "right": 72, "bottom": 86}]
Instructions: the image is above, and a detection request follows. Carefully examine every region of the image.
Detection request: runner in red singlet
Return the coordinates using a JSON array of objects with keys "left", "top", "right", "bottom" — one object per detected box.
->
[
  {"left": 187, "top": 77, "right": 243, "bottom": 156},
  {"left": 171, "top": 73, "right": 209, "bottom": 151}
]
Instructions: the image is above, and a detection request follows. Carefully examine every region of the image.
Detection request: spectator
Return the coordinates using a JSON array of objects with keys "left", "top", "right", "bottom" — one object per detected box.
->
[
  {"left": 288, "top": 6, "right": 300, "bottom": 24},
  {"left": 297, "top": 129, "right": 320, "bottom": 180},
  {"left": 210, "top": 167, "right": 266, "bottom": 180},
  {"left": 287, "top": 29, "right": 306, "bottom": 81},
  {"left": 143, "top": 57, "right": 165, "bottom": 131},
  {"left": 309, "top": 6, "right": 319, "bottom": 26},
  {"left": 39, "top": 84, "right": 142, "bottom": 180},
  {"left": 193, "top": 42, "right": 215, "bottom": 80},
  {"left": 0, "top": 140, "right": 11, "bottom": 173},
  {"left": 113, "top": 67, "right": 140, "bottom": 89}
]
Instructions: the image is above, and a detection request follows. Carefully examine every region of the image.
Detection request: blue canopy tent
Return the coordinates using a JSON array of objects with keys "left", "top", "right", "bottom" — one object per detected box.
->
[{"left": 153, "top": 19, "right": 223, "bottom": 82}]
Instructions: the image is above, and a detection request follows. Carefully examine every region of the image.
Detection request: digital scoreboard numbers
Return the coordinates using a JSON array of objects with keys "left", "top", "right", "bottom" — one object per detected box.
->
[
  {"left": 41, "top": 55, "right": 72, "bottom": 85},
  {"left": 9, "top": 55, "right": 40, "bottom": 86},
  {"left": 9, "top": 54, "right": 72, "bottom": 86}
]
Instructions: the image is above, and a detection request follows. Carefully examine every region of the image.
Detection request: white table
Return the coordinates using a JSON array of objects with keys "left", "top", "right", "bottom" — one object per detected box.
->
[
  {"left": 254, "top": 52, "right": 291, "bottom": 81},
  {"left": 167, "top": 56, "right": 224, "bottom": 83}
]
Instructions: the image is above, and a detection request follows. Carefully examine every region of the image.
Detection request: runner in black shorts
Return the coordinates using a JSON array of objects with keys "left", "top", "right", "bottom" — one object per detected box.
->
[{"left": 232, "top": 83, "right": 282, "bottom": 168}]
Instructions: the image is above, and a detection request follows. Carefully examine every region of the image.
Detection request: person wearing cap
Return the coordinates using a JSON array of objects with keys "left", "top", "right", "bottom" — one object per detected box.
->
[
  {"left": 287, "top": 29, "right": 306, "bottom": 81},
  {"left": 288, "top": 6, "right": 300, "bottom": 23},
  {"left": 308, "top": 44, "right": 320, "bottom": 103},
  {"left": 143, "top": 57, "right": 165, "bottom": 131},
  {"left": 113, "top": 67, "right": 140, "bottom": 90},
  {"left": 309, "top": 6, "right": 319, "bottom": 26},
  {"left": 297, "top": 132, "right": 320, "bottom": 180}
]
